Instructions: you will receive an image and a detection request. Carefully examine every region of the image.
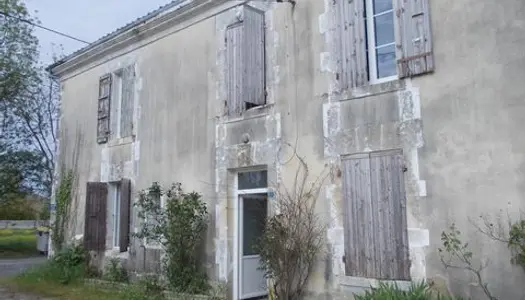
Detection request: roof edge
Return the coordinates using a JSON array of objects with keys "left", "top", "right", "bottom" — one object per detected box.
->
[{"left": 47, "top": 0, "right": 227, "bottom": 76}]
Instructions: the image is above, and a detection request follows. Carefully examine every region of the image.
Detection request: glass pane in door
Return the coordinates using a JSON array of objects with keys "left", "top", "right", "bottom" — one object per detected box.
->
[{"left": 240, "top": 194, "right": 268, "bottom": 299}]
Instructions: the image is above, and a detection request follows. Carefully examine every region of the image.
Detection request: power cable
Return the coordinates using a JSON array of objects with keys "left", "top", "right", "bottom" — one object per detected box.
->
[{"left": 0, "top": 10, "right": 90, "bottom": 44}]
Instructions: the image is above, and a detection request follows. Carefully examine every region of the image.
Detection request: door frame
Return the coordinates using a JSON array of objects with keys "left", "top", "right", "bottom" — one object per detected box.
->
[{"left": 233, "top": 170, "right": 269, "bottom": 300}]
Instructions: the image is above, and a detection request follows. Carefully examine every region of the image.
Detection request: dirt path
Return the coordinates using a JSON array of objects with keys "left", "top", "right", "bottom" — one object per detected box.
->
[
  {"left": 0, "top": 257, "right": 47, "bottom": 279},
  {"left": 0, "top": 257, "right": 50, "bottom": 299},
  {"left": 0, "top": 286, "right": 53, "bottom": 300}
]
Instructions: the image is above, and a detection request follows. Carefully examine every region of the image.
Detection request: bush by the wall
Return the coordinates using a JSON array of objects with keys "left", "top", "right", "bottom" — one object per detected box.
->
[{"left": 354, "top": 282, "right": 461, "bottom": 300}]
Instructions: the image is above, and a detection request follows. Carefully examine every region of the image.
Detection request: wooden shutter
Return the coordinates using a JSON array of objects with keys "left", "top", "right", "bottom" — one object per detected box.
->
[
  {"left": 84, "top": 182, "right": 108, "bottom": 251},
  {"left": 396, "top": 0, "right": 434, "bottom": 78},
  {"left": 120, "top": 66, "right": 135, "bottom": 138},
  {"left": 226, "top": 22, "right": 244, "bottom": 116},
  {"left": 342, "top": 154, "right": 375, "bottom": 277},
  {"left": 243, "top": 6, "right": 265, "bottom": 107},
  {"left": 225, "top": 6, "right": 265, "bottom": 116},
  {"left": 97, "top": 74, "right": 112, "bottom": 144},
  {"left": 342, "top": 150, "right": 410, "bottom": 280},
  {"left": 333, "top": 0, "right": 368, "bottom": 89},
  {"left": 370, "top": 150, "right": 410, "bottom": 280},
  {"left": 119, "top": 178, "right": 131, "bottom": 252}
]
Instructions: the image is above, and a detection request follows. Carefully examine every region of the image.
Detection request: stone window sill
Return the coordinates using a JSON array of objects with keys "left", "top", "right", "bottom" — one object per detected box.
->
[
  {"left": 338, "top": 79, "right": 405, "bottom": 102},
  {"left": 339, "top": 275, "right": 412, "bottom": 290},
  {"left": 107, "top": 136, "right": 134, "bottom": 147},
  {"left": 220, "top": 103, "right": 274, "bottom": 124}
]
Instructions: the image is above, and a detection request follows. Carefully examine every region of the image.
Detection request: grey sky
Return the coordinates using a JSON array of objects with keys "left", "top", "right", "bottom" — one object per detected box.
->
[{"left": 24, "top": 0, "right": 173, "bottom": 65}]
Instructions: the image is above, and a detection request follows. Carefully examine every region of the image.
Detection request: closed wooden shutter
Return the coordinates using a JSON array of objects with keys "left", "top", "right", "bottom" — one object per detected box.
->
[
  {"left": 120, "top": 66, "right": 135, "bottom": 138},
  {"left": 97, "top": 75, "right": 112, "bottom": 144},
  {"left": 396, "top": 0, "right": 434, "bottom": 78},
  {"left": 225, "top": 6, "right": 265, "bottom": 116},
  {"left": 333, "top": 0, "right": 368, "bottom": 89},
  {"left": 226, "top": 22, "right": 244, "bottom": 116},
  {"left": 243, "top": 6, "right": 265, "bottom": 107},
  {"left": 342, "top": 150, "right": 410, "bottom": 280},
  {"left": 342, "top": 154, "right": 374, "bottom": 277},
  {"left": 119, "top": 178, "right": 131, "bottom": 252},
  {"left": 84, "top": 182, "right": 108, "bottom": 251}
]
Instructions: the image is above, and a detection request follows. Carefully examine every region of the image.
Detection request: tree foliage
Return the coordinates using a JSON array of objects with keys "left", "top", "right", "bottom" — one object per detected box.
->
[
  {"left": 0, "top": 0, "right": 39, "bottom": 104},
  {"left": 135, "top": 182, "right": 210, "bottom": 294},
  {"left": 0, "top": 0, "right": 58, "bottom": 198}
]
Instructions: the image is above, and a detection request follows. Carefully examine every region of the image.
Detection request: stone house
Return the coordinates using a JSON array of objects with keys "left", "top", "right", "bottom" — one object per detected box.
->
[{"left": 48, "top": 0, "right": 525, "bottom": 299}]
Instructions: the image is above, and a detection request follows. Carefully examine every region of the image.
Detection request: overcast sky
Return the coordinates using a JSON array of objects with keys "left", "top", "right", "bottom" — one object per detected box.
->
[{"left": 24, "top": 0, "right": 173, "bottom": 65}]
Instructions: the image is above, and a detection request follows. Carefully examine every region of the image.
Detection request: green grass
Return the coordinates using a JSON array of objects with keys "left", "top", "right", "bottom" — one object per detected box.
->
[
  {"left": 0, "top": 228, "right": 39, "bottom": 258},
  {"left": 3, "top": 262, "right": 164, "bottom": 300}
]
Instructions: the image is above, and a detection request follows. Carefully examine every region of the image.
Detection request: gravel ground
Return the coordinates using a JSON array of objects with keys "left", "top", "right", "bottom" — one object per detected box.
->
[
  {"left": 0, "top": 257, "right": 47, "bottom": 279},
  {"left": 0, "top": 256, "right": 49, "bottom": 300}
]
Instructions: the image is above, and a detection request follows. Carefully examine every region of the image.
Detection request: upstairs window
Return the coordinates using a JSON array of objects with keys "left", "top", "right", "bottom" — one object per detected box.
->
[
  {"left": 96, "top": 65, "right": 135, "bottom": 144},
  {"left": 333, "top": 0, "right": 434, "bottom": 88},
  {"left": 225, "top": 6, "right": 266, "bottom": 116}
]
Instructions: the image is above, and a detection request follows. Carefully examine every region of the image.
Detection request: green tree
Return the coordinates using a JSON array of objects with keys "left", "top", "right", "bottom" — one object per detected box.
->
[
  {"left": 0, "top": 0, "right": 58, "bottom": 197},
  {"left": 0, "top": 0, "right": 39, "bottom": 104}
]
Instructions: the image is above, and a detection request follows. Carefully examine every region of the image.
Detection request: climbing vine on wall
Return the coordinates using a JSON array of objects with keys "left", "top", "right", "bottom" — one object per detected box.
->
[{"left": 51, "top": 169, "right": 75, "bottom": 252}]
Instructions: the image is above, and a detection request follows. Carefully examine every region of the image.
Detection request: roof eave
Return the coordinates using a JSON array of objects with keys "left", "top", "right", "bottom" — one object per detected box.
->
[{"left": 48, "top": 0, "right": 227, "bottom": 77}]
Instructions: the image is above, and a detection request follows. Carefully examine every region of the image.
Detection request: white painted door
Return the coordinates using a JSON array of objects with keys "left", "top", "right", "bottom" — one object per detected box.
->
[{"left": 239, "top": 194, "right": 268, "bottom": 300}]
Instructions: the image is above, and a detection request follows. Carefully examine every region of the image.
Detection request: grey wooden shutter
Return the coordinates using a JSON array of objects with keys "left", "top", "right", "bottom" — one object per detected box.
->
[
  {"left": 119, "top": 178, "right": 131, "bottom": 252},
  {"left": 333, "top": 0, "right": 368, "bottom": 89},
  {"left": 120, "top": 66, "right": 135, "bottom": 138},
  {"left": 370, "top": 150, "right": 410, "bottom": 280},
  {"left": 396, "top": 0, "right": 434, "bottom": 78},
  {"left": 342, "top": 154, "right": 375, "bottom": 277},
  {"left": 225, "top": 6, "right": 265, "bottom": 116},
  {"left": 243, "top": 6, "right": 265, "bottom": 107},
  {"left": 84, "top": 182, "right": 108, "bottom": 251},
  {"left": 97, "top": 75, "right": 112, "bottom": 144},
  {"left": 342, "top": 150, "right": 410, "bottom": 280},
  {"left": 226, "top": 22, "right": 244, "bottom": 116}
]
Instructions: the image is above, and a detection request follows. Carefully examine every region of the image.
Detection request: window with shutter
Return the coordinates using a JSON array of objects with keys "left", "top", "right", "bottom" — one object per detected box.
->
[
  {"left": 84, "top": 182, "right": 108, "bottom": 251},
  {"left": 120, "top": 66, "right": 135, "bottom": 138},
  {"left": 97, "top": 75, "right": 112, "bottom": 144},
  {"left": 342, "top": 150, "right": 410, "bottom": 280},
  {"left": 225, "top": 6, "right": 266, "bottom": 116},
  {"left": 333, "top": 0, "right": 433, "bottom": 86}
]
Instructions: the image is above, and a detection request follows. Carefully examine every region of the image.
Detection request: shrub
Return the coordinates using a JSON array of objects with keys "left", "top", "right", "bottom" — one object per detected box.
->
[
  {"left": 135, "top": 182, "right": 209, "bottom": 294},
  {"left": 354, "top": 282, "right": 460, "bottom": 300},
  {"left": 256, "top": 157, "right": 325, "bottom": 300},
  {"left": 103, "top": 257, "right": 129, "bottom": 283},
  {"left": 18, "top": 243, "right": 87, "bottom": 285}
]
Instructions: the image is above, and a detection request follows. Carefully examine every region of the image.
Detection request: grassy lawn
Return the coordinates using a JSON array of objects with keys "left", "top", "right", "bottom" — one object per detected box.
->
[
  {"left": 1, "top": 262, "right": 161, "bottom": 300},
  {"left": 0, "top": 229, "right": 40, "bottom": 258}
]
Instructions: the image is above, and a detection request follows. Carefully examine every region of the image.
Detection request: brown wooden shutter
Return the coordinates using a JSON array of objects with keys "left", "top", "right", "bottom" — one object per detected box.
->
[
  {"left": 333, "top": 0, "right": 368, "bottom": 89},
  {"left": 97, "top": 74, "right": 112, "bottom": 144},
  {"left": 342, "top": 150, "right": 410, "bottom": 280},
  {"left": 84, "top": 182, "right": 108, "bottom": 251},
  {"left": 243, "top": 6, "right": 265, "bottom": 107},
  {"left": 120, "top": 66, "right": 135, "bottom": 138},
  {"left": 396, "top": 0, "right": 434, "bottom": 78},
  {"left": 119, "top": 178, "right": 131, "bottom": 252},
  {"left": 226, "top": 22, "right": 244, "bottom": 116}
]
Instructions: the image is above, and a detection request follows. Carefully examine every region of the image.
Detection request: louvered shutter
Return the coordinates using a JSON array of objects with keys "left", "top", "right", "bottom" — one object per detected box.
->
[
  {"left": 120, "top": 66, "right": 135, "bottom": 138},
  {"left": 84, "top": 182, "right": 108, "bottom": 251},
  {"left": 396, "top": 0, "right": 434, "bottom": 78},
  {"left": 119, "top": 178, "right": 131, "bottom": 252},
  {"left": 333, "top": 0, "right": 368, "bottom": 89},
  {"left": 97, "top": 75, "right": 111, "bottom": 144},
  {"left": 225, "top": 6, "right": 266, "bottom": 116}
]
